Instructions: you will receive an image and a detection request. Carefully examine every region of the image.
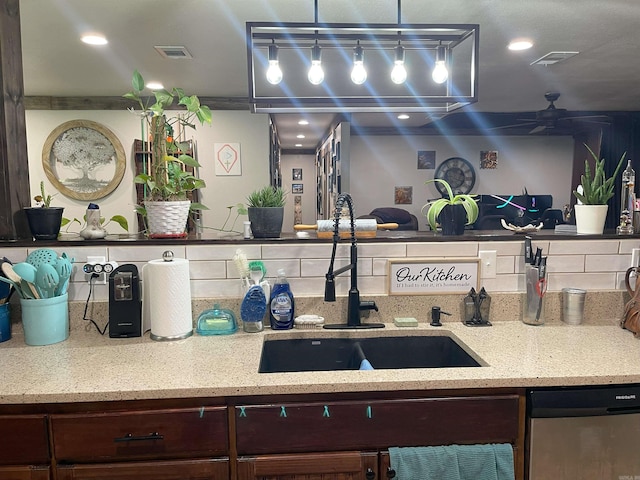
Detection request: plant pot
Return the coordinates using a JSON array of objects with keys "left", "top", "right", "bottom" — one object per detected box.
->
[
  {"left": 438, "top": 204, "right": 467, "bottom": 235},
  {"left": 144, "top": 200, "right": 191, "bottom": 238},
  {"left": 24, "top": 207, "right": 64, "bottom": 240},
  {"left": 574, "top": 204, "right": 608, "bottom": 234},
  {"left": 248, "top": 207, "right": 284, "bottom": 238}
]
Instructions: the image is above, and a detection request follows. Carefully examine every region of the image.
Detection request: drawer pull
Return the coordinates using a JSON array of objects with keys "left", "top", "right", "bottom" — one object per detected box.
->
[
  {"left": 365, "top": 468, "right": 376, "bottom": 479},
  {"left": 386, "top": 467, "right": 397, "bottom": 478},
  {"left": 114, "top": 432, "right": 164, "bottom": 443}
]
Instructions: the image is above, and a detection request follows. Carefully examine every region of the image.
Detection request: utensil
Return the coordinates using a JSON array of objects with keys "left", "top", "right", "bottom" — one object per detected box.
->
[
  {"left": 26, "top": 248, "right": 58, "bottom": 269},
  {"left": 54, "top": 256, "right": 72, "bottom": 296},
  {"left": 12, "top": 262, "right": 41, "bottom": 299},
  {"left": 36, "top": 263, "right": 60, "bottom": 299},
  {"left": 0, "top": 275, "right": 23, "bottom": 299}
]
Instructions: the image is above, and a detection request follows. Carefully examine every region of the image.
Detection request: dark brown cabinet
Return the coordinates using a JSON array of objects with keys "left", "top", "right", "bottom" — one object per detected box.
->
[
  {"left": 234, "top": 394, "right": 524, "bottom": 480},
  {"left": 56, "top": 459, "right": 229, "bottom": 480},
  {"left": 0, "top": 415, "right": 50, "bottom": 480}
]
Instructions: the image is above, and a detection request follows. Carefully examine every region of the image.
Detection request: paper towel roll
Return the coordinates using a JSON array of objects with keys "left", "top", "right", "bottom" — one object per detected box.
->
[{"left": 143, "top": 257, "right": 193, "bottom": 341}]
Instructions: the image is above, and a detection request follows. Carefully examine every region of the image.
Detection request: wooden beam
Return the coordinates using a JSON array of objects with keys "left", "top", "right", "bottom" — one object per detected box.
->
[
  {"left": 0, "top": 0, "right": 30, "bottom": 240},
  {"left": 24, "top": 96, "right": 250, "bottom": 111}
]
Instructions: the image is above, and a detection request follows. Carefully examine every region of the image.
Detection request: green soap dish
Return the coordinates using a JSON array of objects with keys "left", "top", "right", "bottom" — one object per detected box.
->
[
  {"left": 393, "top": 317, "right": 418, "bottom": 327},
  {"left": 197, "top": 304, "right": 237, "bottom": 335}
]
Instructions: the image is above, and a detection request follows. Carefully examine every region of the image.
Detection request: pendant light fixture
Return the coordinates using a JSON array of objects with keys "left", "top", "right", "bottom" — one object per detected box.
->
[
  {"left": 308, "top": 39, "right": 324, "bottom": 85},
  {"left": 266, "top": 41, "right": 283, "bottom": 85},
  {"left": 350, "top": 40, "right": 367, "bottom": 85},
  {"left": 246, "top": 0, "right": 478, "bottom": 112},
  {"left": 391, "top": 40, "right": 407, "bottom": 85},
  {"left": 432, "top": 44, "right": 449, "bottom": 84}
]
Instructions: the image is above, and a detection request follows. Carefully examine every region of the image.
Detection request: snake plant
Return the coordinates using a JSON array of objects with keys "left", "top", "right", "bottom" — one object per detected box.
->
[{"left": 573, "top": 145, "right": 626, "bottom": 205}]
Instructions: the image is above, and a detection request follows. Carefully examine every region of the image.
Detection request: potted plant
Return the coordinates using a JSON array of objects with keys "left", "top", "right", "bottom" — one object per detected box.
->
[
  {"left": 124, "top": 70, "right": 212, "bottom": 238},
  {"left": 24, "top": 181, "right": 64, "bottom": 240},
  {"left": 246, "top": 186, "right": 287, "bottom": 238},
  {"left": 573, "top": 145, "right": 626, "bottom": 234},
  {"left": 421, "top": 178, "right": 479, "bottom": 235}
]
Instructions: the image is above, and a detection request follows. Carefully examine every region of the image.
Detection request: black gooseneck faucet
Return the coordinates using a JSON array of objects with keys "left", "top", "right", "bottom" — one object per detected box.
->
[{"left": 323, "top": 193, "right": 384, "bottom": 329}]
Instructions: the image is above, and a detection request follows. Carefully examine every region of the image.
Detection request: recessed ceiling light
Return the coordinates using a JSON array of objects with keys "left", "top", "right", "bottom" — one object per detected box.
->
[
  {"left": 508, "top": 39, "right": 533, "bottom": 51},
  {"left": 397, "top": 114, "right": 410, "bottom": 120},
  {"left": 298, "top": 120, "right": 309, "bottom": 125},
  {"left": 295, "top": 143, "right": 303, "bottom": 147},
  {"left": 296, "top": 134, "right": 305, "bottom": 139},
  {"left": 81, "top": 34, "right": 108, "bottom": 46},
  {"left": 146, "top": 82, "right": 164, "bottom": 90}
]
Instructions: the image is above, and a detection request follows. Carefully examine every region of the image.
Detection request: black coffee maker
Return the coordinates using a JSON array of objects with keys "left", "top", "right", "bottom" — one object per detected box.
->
[{"left": 108, "top": 264, "right": 141, "bottom": 338}]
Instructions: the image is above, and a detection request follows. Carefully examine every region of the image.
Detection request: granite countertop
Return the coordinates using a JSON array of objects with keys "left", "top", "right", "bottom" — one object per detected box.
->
[{"left": 1, "top": 320, "right": 639, "bottom": 405}]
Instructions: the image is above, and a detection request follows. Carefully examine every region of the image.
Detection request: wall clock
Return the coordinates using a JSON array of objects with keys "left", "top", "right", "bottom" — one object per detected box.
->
[{"left": 434, "top": 157, "right": 476, "bottom": 196}]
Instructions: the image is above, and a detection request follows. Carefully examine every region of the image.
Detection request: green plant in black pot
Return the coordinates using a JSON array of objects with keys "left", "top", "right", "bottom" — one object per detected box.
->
[
  {"left": 421, "top": 178, "right": 478, "bottom": 235},
  {"left": 24, "top": 181, "right": 65, "bottom": 240},
  {"left": 246, "top": 186, "right": 287, "bottom": 238}
]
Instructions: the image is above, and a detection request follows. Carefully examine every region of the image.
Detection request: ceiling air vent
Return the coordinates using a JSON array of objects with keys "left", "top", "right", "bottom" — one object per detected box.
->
[
  {"left": 530, "top": 51, "right": 579, "bottom": 66},
  {"left": 154, "top": 45, "right": 193, "bottom": 59}
]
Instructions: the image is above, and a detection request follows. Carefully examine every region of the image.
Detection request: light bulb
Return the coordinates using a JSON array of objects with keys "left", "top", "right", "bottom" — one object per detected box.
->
[
  {"left": 432, "top": 45, "right": 449, "bottom": 84},
  {"left": 350, "top": 43, "right": 367, "bottom": 85},
  {"left": 391, "top": 44, "right": 407, "bottom": 84},
  {"left": 432, "top": 61, "right": 448, "bottom": 84},
  {"left": 266, "top": 44, "right": 283, "bottom": 85},
  {"left": 266, "top": 60, "right": 283, "bottom": 85},
  {"left": 351, "top": 62, "right": 367, "bottom": 84},
  {"left": 308, "top": 44, "right": 324, "bottom": 85}
]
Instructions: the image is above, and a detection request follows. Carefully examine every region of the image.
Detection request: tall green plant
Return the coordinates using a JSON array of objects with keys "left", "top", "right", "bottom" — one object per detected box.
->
[
  {"left": 123, "top": 70, "right": 212, "bottom": 204},
  {"left": 573, "top": 145, "right": 626, "bottom": 205}
]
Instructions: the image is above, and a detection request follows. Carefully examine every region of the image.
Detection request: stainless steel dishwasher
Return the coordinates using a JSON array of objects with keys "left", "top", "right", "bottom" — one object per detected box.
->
[{"left": 528, "top": 385, "right": 640, "bottom": 479}]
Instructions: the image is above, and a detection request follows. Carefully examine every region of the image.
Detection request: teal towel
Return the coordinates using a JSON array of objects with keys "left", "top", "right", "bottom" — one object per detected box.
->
[
  {"left": 389, "top": 443, "right": 514, "bottom": 480},
  {"left": 359, "top": 359, "right": 374, "bottom": 370}
]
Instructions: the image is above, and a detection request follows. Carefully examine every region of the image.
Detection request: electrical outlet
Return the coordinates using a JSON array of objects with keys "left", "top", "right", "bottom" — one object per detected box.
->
[
  {"left": 632, "top": 248, "right": 640, "bottom": 268},
  {"left": 479, "top": 250, "right": 497, "bottom": 278},
  {"left": 84, "top": 255, "right": 107, "bottom": 285}
]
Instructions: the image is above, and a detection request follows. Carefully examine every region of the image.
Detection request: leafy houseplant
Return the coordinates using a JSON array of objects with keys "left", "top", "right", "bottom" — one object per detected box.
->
[
  {"left": 422, "top": 179, "right": 479, "bottom": 235},
  {"left": 124, "top": 70, "right": 212, "bottom": 237},
  {"left": 573, "top": 145, "right": 626, "bottom": 234},
  {"left": 573, "top": 145, "right": 626, "bottom": 205},
  {"left": 246, "top": 186, "right": 287, "bottom": 238},
  {"left": 24, "top": 181, "right": 65, "bottom": 240}
]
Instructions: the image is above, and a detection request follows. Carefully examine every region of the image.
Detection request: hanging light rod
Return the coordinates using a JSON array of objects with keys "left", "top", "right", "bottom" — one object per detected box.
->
[{"left": 246, "top": 13, "right": 478, "bottom": 113}]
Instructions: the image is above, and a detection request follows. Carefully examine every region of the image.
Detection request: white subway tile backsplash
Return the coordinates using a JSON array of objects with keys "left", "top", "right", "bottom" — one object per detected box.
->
[
  {"left": 496, "top": 256, "right": 515, "bottom": 274},
  {"left": 546, "top": 255, "right": 585, "bottom": 273},
  {"left": 586, "top": 254, "right": 632, "bottom": 272},
  {"left": 407, "top": 242, "right": 478, "bottom": 257},
  {"left": 547, "top": 272, "right": 617, "bottom": 291},
  {"left": 478, "top": 241, "right": 524, "bottom": 256},
  {"left": 109, "top": 245, "right": 185, "bottom": 262},
  {"left": 619, "top": 239, "right": 640, "bottom": 254},
  {"left": 189, "top": 261, "right": 226, "bottom": 280},
  {"left": 549, "top": 240, "right": 619, "bottom": 255},
  {"left": 359, "top": 243, "right": 407, "bottom": 257}
]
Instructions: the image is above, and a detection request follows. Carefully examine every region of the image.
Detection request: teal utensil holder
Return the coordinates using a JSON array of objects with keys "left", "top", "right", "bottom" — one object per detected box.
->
[{"left": 20, "top": 292, "right": 69, "bottom": 346}]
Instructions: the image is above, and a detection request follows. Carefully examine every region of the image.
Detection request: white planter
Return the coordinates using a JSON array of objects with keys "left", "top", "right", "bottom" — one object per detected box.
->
[
  {"left": 574, "top": 204, "right": 608, "bottom": 234},
  {"left": 145, "top": 200, "right": 191, "bottom": 238}
]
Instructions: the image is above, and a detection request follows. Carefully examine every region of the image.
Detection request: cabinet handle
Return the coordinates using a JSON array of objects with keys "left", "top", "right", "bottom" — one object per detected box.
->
[
  {"left": 114, "top": 432, "right": 164, "bottom": 443},
  {"left": 365, "top": 467, "right": 376, "bottom": 479},
  {"left": 386, "top": 467, "right": 396, "bottom": 478}
]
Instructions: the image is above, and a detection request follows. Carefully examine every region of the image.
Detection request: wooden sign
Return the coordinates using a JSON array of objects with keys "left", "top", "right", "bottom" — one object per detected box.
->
[{"left": 388, "top": 258, "right": 479, "bottom": 295}]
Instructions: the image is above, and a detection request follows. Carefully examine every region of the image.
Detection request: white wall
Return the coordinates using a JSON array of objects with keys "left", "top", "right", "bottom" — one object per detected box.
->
[
  {"left": 348, "top": 135, "right": 575, "bottom": 230},
  {"left": 26, "top": 110, "right": 270, "bottom": 235},
  {"left": 280, "top": 153, "right": 316, "bottom": 229}
]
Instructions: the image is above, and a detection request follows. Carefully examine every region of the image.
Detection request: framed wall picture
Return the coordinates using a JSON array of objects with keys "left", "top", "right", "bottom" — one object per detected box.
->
[
  {"left": 292, "top": 168, "right": 302, "bottom": 180},
  {"left": 417, "top": 150, "right": 436, "bottom": 169},
  {"left": 292, "top": 183, "right": 304, "bottom": 194},
  {"left": 394, "top": 186, "right": 413, "bottom": 204},
  {"left": 480, "top": 150, "right": 498, "bottom": 169},
  {"left": 41, "top": 119, "right": 126, "bottom": 201}
]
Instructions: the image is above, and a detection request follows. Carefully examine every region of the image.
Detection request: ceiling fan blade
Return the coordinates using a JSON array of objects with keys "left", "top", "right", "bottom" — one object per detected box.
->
[
  {"left": 529, "top": 125, "right": 547, "bottom": 134},
  {"left": 489, "top": 122, "right": 537, "bottom": 131}
]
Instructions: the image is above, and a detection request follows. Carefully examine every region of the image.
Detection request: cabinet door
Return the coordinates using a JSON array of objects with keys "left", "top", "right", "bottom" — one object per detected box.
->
[
  {"left": 0, "top": 415, "right": 49, "bottom": 465},
  {"left": 56, "top": 458, "right": 229, "bottom": 480},
  {"left": 0, "top": 465, "right": 50, "bottom": 480},
  {"left": 237, "top": 451, "right": 378, "bottom": 480}
]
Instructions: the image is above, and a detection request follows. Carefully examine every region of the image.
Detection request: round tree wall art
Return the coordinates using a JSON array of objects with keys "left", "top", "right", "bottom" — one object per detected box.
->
[{"left": 42, "top": 120, "right": 125, "bottom": 201}]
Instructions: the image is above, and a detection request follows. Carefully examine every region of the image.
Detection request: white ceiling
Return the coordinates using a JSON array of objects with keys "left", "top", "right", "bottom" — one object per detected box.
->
[{"left": 19, "top": 0, "right": 640, "bottom": 149}]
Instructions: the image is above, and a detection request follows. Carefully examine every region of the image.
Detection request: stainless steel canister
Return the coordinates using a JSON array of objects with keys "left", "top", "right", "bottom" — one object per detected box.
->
[{"left": 562, "top": 288, "right": 586, "bottom": 325}]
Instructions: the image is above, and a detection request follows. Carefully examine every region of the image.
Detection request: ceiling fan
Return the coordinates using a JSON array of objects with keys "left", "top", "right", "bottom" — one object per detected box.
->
[{"left": 492, "top": 92, "right": 610, "bottom": 134}]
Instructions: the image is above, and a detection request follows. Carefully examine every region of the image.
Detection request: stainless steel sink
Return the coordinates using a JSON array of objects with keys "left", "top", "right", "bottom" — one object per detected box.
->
[{"left": 258, "top": 335, "right": 482, "bottom": 373}]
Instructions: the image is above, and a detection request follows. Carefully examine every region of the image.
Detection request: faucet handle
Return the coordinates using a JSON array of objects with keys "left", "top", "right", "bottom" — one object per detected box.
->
[
  {"left": 360, "top": 300, "right": 378, "bottom": 312},
  {"left": 324, "top": 274, "right": 336, "bottom": 302}
]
